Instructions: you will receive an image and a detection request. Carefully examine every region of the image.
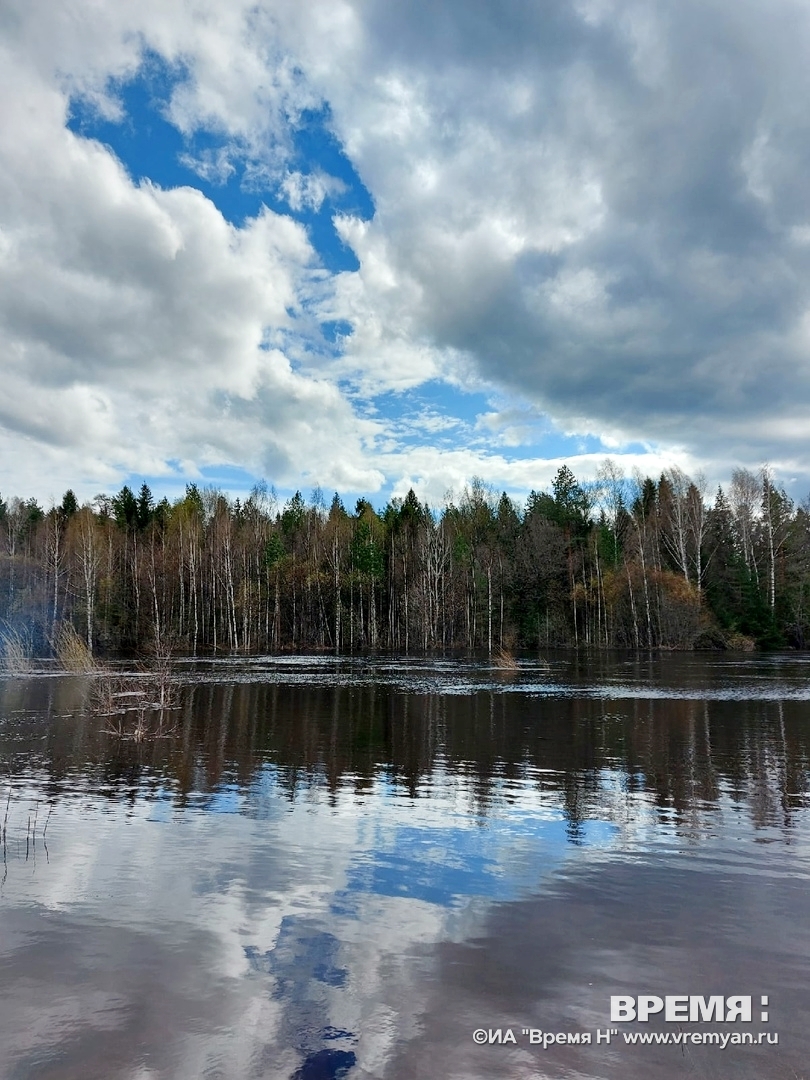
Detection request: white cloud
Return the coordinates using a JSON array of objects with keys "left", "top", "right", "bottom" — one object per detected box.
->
[
  {"left": 0, "top": 28, "right": 386, "bottom": 500},
  {"left": 279, "top": 169, "right": 346, "bottom": 212},
  {"left": 177, "top": 146, "right": 236, "bottom": 185},
  {"left": 296, "top": 0, "right": 810, "bottom": 482},
  {"left": 377, "top": 444, "right": 699, "bottom": 509},
  {"left": 4, "top": 0, "right": 810, "bottom": 502}
]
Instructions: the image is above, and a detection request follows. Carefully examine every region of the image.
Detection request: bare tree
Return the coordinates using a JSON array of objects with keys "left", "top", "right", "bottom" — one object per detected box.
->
[
  {"left": 729, "top": 468, "right": 761, "bottom": 586},
  {"left": 77, "top": 508, "right": 100, "bottom": 652},
  {"left": 686, "top": 472, "right": 709, "bottom": 594},
  {"left": 661, "top": 467, "right": 691, "bottom": 584}
]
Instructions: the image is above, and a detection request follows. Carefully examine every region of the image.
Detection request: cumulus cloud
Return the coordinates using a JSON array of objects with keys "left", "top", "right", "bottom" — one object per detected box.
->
[
  {"left": 0, "top": 8, "right": 383, "bottom": 499},
  {"left": 279, "top": 169, "right": 347, "bottom": 212},
  {"left": 3, "top": 0, "right": 810, "bottom": 502},
  {"left": 297, "top": 0, "right": 810, "bottom": 472}
]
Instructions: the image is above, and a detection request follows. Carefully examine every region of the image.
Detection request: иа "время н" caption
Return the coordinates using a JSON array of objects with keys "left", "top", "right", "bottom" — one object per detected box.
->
[{"left": 472, "top": 995, "right": 779, "bottom": 1050}]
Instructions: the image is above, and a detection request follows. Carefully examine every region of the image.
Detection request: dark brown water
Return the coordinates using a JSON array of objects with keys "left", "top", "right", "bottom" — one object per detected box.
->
[{"left": 1, "top": 653, "right": 809, "bottom": 1079}]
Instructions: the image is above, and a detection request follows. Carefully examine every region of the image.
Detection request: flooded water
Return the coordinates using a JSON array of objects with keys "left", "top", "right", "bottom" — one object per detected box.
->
[{"left": 1, "top": 652, "right": 809, "bottom": 1080}]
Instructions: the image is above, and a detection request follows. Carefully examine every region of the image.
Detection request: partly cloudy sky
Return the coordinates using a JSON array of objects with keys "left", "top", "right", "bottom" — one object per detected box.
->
[{"left": 2, "top": 0, "right": 810, "bottom": 508}]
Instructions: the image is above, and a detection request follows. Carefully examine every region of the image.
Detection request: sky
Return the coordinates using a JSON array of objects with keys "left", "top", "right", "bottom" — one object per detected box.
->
[{"left": 2, "top": 0, "right": 810, "bottom": 511}]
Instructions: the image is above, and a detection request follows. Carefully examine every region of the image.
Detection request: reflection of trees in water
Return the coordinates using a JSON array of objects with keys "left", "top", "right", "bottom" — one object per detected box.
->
[{"left": 2, "top": 677, "right": 809, "bottom": 838}]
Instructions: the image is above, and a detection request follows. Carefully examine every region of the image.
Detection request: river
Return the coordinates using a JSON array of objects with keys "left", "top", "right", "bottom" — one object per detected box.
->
[{"left": 1, "top": 652, "right": 808, "bottom": 1079}]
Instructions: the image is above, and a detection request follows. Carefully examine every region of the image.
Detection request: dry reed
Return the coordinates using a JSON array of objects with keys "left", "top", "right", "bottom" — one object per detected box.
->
[
  {"left": 53, "top": 622, "right": 98, "bottom": 673},
  {"left": 0, "top": 624, "right": 33, "bottom": 675},
  {"left": 493, "top": 646, "right": 520, "bottom": 671}
]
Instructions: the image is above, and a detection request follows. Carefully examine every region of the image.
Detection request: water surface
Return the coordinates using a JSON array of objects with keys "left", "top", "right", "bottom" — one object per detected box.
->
[{"left": 1, "top": 652, "right": 809, "bottom": 1079}]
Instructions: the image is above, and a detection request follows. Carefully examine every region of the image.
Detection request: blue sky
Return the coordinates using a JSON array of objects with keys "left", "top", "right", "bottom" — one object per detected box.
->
[
  {"left": 2, "top": 0, "right": 810, "bottom": 510},
  {"left": 61, "top": 46, "right": 632, "bottom": 510},
  {"left": 68, "top": 54, "right": 375, "bottom": 273}
]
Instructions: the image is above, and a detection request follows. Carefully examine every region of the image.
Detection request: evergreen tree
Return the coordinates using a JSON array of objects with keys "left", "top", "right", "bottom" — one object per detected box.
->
[
  {"left": 136, "top": 483, "right": 154, "bottom": 531},
  {"left": 60, "top": 489, "right": 78, "bottom": 518},
  {"left": 112, "top": 485, "right": 138, "bottom": 529}
]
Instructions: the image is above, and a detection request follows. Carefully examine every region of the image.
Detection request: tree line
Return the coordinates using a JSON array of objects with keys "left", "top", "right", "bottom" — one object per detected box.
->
[{"left": 1, "top": 462, "right": 808, "bottom": 657}]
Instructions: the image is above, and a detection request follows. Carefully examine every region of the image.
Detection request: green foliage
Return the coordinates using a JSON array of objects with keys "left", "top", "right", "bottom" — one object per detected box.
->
[
  {"left": 136, "top": 483, "right": 154, "bottom": 530},
  {"left": 452, "top": 533, "right": 471, "bottom": 562},
  {"left": 264, "top": 531, "right": 286, "bottom": 568},
  {"left": 351, "top": 519, "right": 384, "bottom": 578},
  {"left": 183, "top": 483, "right": 204, "bottom": 519},
  {"left": 496, "top": 492, "right": 520, "bottom": 528},
  {"left": 633, "top": 477, "right": 658, "bottom": 520},
  {"left": 60, "top": 489, "right": 78, "bottom": 518},
  {"left": 400, "top": 488, "right": 424, "bottom": 524},
  {"left": 153, "top": 497, "right": 171, "bottom": 530},
  {"left": 112, "top": 485, "right": 138, "bottom": 529},
  {"left": 595, "top": 520, "right": 617, "bottom": 565},
  {"left": 703, "top": 486, "right": 778, "bottom": 646},
  {"left": 525, "top": 489, "right": 556, "bottom": 520},
  {"left": 281, "top": 491, "right": 306, "bottom": 536},
  {"left": 329, "top": 492, "right": 347, "bottom": 520},
  {"left": 551, "top": 465, "right": 590, "bottom": 532},
  {"left": 110, "top": 482, "right": 157, "bottom": 531},
  {"left": 24, "top": 497, "right": 44, "bottom": 525},
  {"left": 384, "top": 488, "right": 427, "bottom": 532}
]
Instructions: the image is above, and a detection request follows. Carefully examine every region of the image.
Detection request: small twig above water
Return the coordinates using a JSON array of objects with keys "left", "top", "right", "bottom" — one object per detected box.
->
[{"left": 97, "top": 674, "right": 179, "bottom": 740}]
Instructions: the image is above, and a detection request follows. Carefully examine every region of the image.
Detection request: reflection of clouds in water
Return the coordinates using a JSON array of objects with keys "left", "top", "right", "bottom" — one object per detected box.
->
[
  {"left": 384, "top": 858, "right": 810, "bottom": 1080},
  {"left": 3, "top": 657, "right": 810, "bottom": 1077},
  {"left": 1, "top": 760, "right": 622, "bottom": 1076},
  {"left": 234, "top": 771, "right": 621, "bottom": 1074},
  {"left": 0, "top": 906, "right": 262, "bottom": 1080},
  {"left": 4, "top": 784, "right": 807, "bottom": 1080},
  {"left": 248, "top": 920, "right": 357, "bottom": 1075}
]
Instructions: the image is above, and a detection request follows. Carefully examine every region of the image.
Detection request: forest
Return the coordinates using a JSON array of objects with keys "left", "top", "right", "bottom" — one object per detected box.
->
[{"left": 1, "top": 461, "right": 808, "bottom": 658}]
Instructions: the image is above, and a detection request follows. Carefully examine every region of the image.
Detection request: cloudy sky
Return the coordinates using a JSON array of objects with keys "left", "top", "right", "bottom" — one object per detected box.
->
[{"left": 2, "top": 0, "right": 810, "bottom": 508}]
